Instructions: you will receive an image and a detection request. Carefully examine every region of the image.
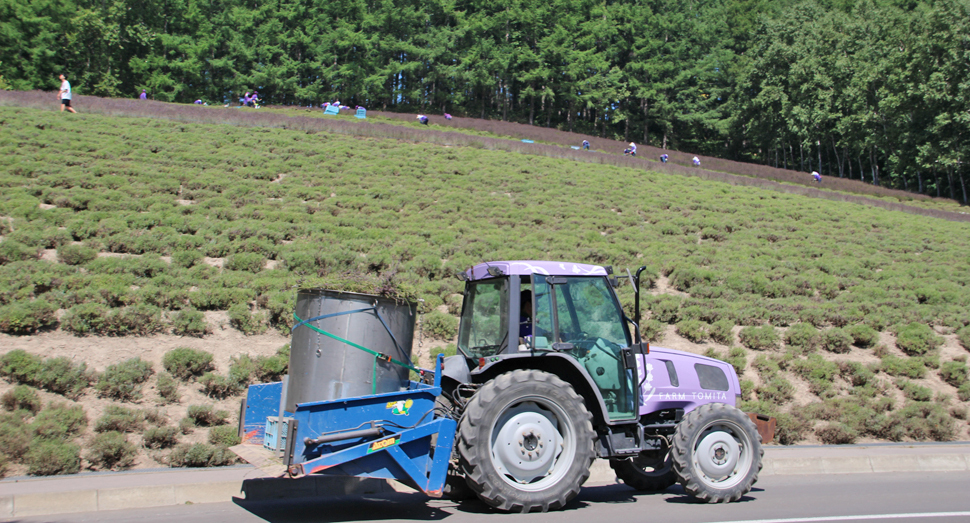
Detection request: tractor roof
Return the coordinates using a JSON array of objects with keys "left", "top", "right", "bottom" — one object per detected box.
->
[{"left": 466, "top": 261, "right": 608, "bottom": 281}]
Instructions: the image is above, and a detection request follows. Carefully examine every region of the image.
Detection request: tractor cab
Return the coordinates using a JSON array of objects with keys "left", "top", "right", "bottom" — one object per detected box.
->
[{"left": 455, "top": 261, "right": 642, "bottom": 423}]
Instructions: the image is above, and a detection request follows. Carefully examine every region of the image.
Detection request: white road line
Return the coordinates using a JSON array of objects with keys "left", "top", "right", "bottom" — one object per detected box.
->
[{"left": 704, "top": 512, "right": 970, "bottom": 523}]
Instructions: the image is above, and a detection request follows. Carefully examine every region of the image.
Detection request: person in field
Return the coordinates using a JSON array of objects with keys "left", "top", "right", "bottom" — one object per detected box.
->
[
  {"left": 660, "top": 153, "right": 668, "bottom": 163},
  {"left": 417, "top": 115, "right": 429, "bottom": 125},
  {"left": 692, "top": 156, "right": 700, "bottom": 166},
  {"left": 139, "top": 89, "right": 147, "bottom": 100},
  {"left": 444, "top": 113, "right": 453, "bottom": 120},
  {"left": 812, "top": 171, "right": 821, "bottom": 184},
  {"left": 624, "top": 142, "right": 637, "bottom": 156},
  {"left": 58, "top": 74, "right": 76, "bottom": 113},
  {"left": 582, "top": 140, "right": 590, "bottom": 150}
]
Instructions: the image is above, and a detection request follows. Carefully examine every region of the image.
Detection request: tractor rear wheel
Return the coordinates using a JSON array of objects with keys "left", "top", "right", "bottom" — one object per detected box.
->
[
  {"left": 671, "top": 403, "right": 762, "bottom": 503},
  {"left": 610, "top": 449, "right": 676, "bottom": 491},
  {"left": 457, "top": 370, "right": 595, "bottom": 513}
]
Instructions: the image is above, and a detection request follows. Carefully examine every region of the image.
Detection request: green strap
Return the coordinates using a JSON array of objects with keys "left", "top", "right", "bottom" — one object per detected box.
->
[{"left": 293, "top": 313, "right": 421, "bottom": 389}]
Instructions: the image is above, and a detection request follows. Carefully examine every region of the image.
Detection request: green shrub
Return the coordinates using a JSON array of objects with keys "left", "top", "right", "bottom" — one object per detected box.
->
[
  {"left": 171, "top": 250, "right": 203, "bottom": 268},
  {"left": 61, "top": 303, "right": 109, "bottom": 335},
  {"left": 56, "top": 244, "right": 98, "bottom": 265},
  {"left": 199, "top": 372, "right": 242, "bottom": 399},
  {"left": 839, "top": 361, "right": 875, "bottom": 387},
  {"left": 675, "top": 319, "right": 707, "bottom": 343},
  {"left": 784, "top": 323, "right": 818, "bottom": 352},
  {"left": 35, "top": 356, "right": 90, "bottom": 398},
  {"left": 96, "top": 358, "right": 154, "bottom": 401},
  {"left": 179, "top": 416, "right": 196, "bottom": 434},
  {"left": 820, "top": 328, "right": 852, "bottom": 354},
  {"left": 0, "top": 240, "right": 40, "bottom": 264},
  {"left": 143, "top": 426, "right": 179, "bottom": 449},
  {"left": 31, "top": 403, "right": 88, "bottom": 441},
  {"left": 939, "top": 361, "right": 968, "bottom": 387},
  {"left": 429, "top": 344, "right": 458, "bottom": 361},
  {"left": 94, "top": 405, "right": 144, "bottom": 433},
  {"left": 879, "top": 354, "right": 927, "bottom": 379},
  {"left": 156, "top": 372, "right": 180, "bottom": 403},
  {"left": 186, "top": 404, "right": 229, "bottom": 426},
  {"left": 751, "top": 353, "right": 780, "bottom": 377},
  {"left": 162, "top": 347, "right": 213, "bottom": 380},
  {"left": 846, "top": 324, "right": 879, "bottom": 348},
  {"left": 895, "top": 322, "right": 943, "bottom": 356},
  {"left": 649, "top": 296, "right": 682, "bottom": 323},
  {"left": 109, "top": 304, "right": 163, "bottom": 335},
  {"left": 422, "top": 310, "right": 459, "bottom": 341},
  {"left": 2, "top": 385, "right": 42, "bottom": 414},
  {"left": 880, "top": 402, "right": 956, "bottom": 442},
  {"left": 816, "top": 422, "right": 858, "bottom": 444},
  {"left": 956, "top": 325, "right": 970, "bottom": 351},
  {"left": 0, "top": 414, "right": 32, "bottom": 460},
  {"left": 0, "top": 349, "right": 43, "bottom": 383},
  {"left": 168, "top": 442, "right": 237, "bottom": 467},
  {"left": 253, "top": 354, "right": 288, "bottom": 382},
  {"left": 171, "top": 308, "right": 209, "bottom": 337},
  {"left": 86, "top": 431, "right": 137, "bottom": 470},
  {"left": 958, "top": 383, "right": 970, "bottom": 402},
  {"left": 228, "top": 303, "right": 267, "bottom": 335},
  {"left": 224, "top": 252, "right": 265, "bottom": 273},
  {"left": 739, "top": 378, "right": 755, "bottom": 400},
  {"left": 708, "top": 320, "right": 734, "bottom": 345},
  {"left": 897, "top": 380, "right": 933, "bottom": 402},
  {"left": 641, "top": 319, "right": 666, "bottom": 342},
  {"left": 0, "top": 452, "right": 8, "bottom": 477},
  {"left": 62, "top": 303, "right": 162, "bottom": 336},
  {"left": 791, "top": 354, "right": 840, "bottom": 395},
  {"left": 25, "top": 440, "right": 81, "bottom": 475},
  {"left": 756, "top": 375, "right": 794, "bottom": 404},
  {"left": 725, "top": 346, "right": 748, "bottom": 376},
  {"left": 208, "top": 425, "right": 241, "bottom": 447},
  {"left": 0, "top": 300, "right": 57, "bottom": 334},
  {"left": 739, "top": 325, "right": 779, "bottom": 351}
]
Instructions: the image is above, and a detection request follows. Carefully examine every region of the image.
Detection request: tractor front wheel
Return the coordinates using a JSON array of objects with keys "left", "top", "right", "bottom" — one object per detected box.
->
[
  {"left": 457, "top": 370, "right": 595, "bottom": 513},
  {"left": 671, "top": 403, "right": 762, "bottom": 503}
]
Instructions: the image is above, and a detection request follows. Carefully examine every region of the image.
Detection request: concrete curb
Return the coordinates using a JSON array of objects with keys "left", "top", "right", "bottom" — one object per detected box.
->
[{"left": 3, "top": 444, "right": 970, "bottom": 518}]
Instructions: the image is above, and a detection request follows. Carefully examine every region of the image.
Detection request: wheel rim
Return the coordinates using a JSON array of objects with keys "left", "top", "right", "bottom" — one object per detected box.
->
[
  {"left": 691, "top": 420, "right": 752, "bottom": 490},
  {"left": 489, "top": 397, "right": 574, "bottom": 491}
]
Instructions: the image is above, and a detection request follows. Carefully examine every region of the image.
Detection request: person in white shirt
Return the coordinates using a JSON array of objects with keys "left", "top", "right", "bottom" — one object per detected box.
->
[{"left": 58, "top": 74, "right": 76, "bottom": 113}]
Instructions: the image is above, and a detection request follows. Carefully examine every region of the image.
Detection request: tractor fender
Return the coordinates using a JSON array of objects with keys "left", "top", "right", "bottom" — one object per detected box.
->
[
  {"left": 442, "top": 354, "right": 472, "bottom": 385},
  {"left": 469, "top": 352, "right": 622, "bottom": 429}
]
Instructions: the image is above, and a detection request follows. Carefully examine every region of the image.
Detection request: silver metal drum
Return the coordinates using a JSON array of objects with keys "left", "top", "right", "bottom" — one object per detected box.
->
[{"left": 287, "top": 289, "right": 417, "bottom": 410}]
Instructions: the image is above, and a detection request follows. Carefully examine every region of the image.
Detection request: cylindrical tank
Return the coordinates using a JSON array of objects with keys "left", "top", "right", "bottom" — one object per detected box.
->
[{"left": 287, "top": 289, "right": 417, "bottom": 411}]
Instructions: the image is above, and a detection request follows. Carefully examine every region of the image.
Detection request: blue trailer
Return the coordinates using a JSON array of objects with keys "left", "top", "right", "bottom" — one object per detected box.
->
[{"left": 239, "top": 354, "right": 455, "bottom": 497}]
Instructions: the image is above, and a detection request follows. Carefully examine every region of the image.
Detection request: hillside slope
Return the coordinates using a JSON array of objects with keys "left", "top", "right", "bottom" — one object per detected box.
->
[{"left": 2, "top": 103, "right": 970, "bottom": 477}]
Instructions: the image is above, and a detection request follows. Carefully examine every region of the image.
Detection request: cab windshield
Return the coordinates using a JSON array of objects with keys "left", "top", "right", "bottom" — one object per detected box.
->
[{"left": 457, "top": 278, "right": 509, "bottom": 358}]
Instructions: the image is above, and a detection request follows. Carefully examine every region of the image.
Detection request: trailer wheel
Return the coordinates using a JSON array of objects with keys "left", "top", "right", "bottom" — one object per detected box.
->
[
  {"left": 610, "top": 449, "right": 676, "bottom": 491},
  {"left": 457, "top": 370, "right": 595, "bottom": 513},
  {"left": 671, "top": 403, "right": 762, "bottom": 503}
]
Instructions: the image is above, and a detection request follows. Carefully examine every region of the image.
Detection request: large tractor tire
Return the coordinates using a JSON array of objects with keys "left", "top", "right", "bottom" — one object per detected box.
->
[
  {"left": 610, "top": 449, "right": 677, "bottom": 491},
  {"left": 671, "top": 403, "right": 762, "bottom": 503},
  {"left": 457, "top": 370, "right": 595, "bottom": 513}
]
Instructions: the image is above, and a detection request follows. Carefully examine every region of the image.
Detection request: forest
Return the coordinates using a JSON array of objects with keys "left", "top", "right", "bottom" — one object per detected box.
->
[{"left": 1, "top": 0, "right": 968, "bottom": 200}]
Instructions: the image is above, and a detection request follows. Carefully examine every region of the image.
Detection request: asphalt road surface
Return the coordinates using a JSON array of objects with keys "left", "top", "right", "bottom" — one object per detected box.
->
[{"left": 9, "top": 471, "right": 970, "bottom": 523}]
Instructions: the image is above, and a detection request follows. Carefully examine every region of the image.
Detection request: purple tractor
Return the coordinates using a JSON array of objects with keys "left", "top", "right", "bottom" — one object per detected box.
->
[{"left": 440, "top": 260, "right": 764, "bottom": 511}]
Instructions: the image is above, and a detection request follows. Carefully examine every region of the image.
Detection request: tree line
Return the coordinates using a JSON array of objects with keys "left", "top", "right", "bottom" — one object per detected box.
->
[{"left": 1, "top": 0, "right": 967, "bottom": 201}]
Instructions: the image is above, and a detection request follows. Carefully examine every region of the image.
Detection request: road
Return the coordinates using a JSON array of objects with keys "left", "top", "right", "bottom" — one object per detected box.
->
[{"left": 8, "top": 471, "right": 970, "bottom": 523}]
